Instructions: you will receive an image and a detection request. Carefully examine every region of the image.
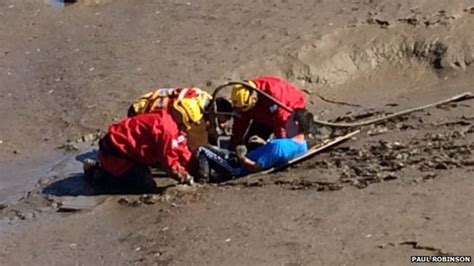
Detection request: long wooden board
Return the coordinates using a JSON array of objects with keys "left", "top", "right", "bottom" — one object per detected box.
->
[{"left": 245, "top": 130, "right": 360, "bottom": 178}]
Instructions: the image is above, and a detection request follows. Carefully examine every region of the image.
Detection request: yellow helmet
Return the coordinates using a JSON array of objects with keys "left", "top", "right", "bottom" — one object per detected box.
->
[
  {"left": 173, "top": 98, "right": 204, "bottom": 130},
  {"left": 231, "top": 80, "right": 257, "bottom": 111},
  {"left": 196, "top": 91, "right": 213, "bottom": 110},
  {"left": 176, "top": 88, "right": 212, "bottom": 110}
]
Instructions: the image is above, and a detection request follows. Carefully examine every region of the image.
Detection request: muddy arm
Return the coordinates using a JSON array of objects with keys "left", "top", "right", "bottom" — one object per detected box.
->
[
  {"left": 238, "top": 156, "right": 262, "bottom": 173},
  {"left": 235, "top": 145, "right": 262, "bottom": 173}
]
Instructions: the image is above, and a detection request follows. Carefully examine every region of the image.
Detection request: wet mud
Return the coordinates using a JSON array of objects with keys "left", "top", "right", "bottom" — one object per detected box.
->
[{"left": 0, "top": 0, "right": 473, "bottom": 265}]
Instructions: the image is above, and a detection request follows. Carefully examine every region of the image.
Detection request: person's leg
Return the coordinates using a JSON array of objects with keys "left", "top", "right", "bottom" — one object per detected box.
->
[
  {"left": 83, "top": 158, "right": 119, "bottom": 193},
  {"left": 115, "top": 165, "right": 157, "bottom": 194},
  {"left": 83, "top": 158, "right": 106, "bottom": 188},
  {"left": 85, "top": 164, "right": 155, "bottom": 194},
  {"left": 195, "top": 146, "right": 240, "bottom": 183},
  {"left": 87, "top": 149, "right": 154, "bottom": 194},
  {"left": 196, "top": 148, "right": 211, "bottom": 183}
]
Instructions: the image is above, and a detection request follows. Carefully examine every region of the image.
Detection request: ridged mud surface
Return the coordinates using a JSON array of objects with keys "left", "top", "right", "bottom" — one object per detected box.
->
[{"left": 0, "top": 1, "right": 473, "bottom": 265}]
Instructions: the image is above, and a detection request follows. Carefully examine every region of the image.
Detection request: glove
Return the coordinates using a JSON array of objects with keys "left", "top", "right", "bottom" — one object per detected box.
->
[
  {"left": 183, "top": 174, "right": 195, "bottom": 186},
  {"left": 171, "top": 169, "right": 194, "bottom": 185}
]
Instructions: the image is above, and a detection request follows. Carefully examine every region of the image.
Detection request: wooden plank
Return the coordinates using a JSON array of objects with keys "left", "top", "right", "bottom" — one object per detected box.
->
[{"left": 246, "top": 130, "right": 360, "bottom": 178}]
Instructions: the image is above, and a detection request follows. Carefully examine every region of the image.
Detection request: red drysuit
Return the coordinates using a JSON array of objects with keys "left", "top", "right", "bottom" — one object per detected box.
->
[
  {"left": 99, "top": 110, "right": 192, "bottom": 177},
  {"left": 231, "top": 76, "right": 306, "bottom": 146}
]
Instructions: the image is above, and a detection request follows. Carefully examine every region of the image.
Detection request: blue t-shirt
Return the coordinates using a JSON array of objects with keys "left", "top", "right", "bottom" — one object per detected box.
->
[{"left": 246, "top": 138, "right": 308, "bottom": 170}]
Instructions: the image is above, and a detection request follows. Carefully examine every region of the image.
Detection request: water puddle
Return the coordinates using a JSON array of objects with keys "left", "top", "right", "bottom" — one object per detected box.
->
[
  {"left": 51, "top": 195, "right": 109, "bottom": 211},
  {"left": 0, "top": 154, "right": 63, "bottom": 205},
  {"left": 0, "top": 144, "right": 98, "bottom": 205}
]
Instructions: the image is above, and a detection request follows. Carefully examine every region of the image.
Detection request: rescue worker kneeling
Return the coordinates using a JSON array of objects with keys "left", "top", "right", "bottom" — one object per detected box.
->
[
  {"left": 230, "top": 76, "right": 306, "bottom": 150},
  {"left": 195, "top": 109, "right": 314, "bottom": 183},
  {"left": 83, "top": 98, "right": 203, "bottom": 193}
]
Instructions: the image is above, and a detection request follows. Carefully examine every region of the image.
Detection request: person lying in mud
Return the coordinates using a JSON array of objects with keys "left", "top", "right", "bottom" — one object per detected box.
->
[
  {"left": 83, "top": 98, "right": 204, "bottom": 193},
  {"left": 195, "top": 109, "right": 314, "bottom": 183},
  {"left": 230, "top": 75, "right": 306, "bottom": 150},
  {"left": 127, "top": 86, "right": 212, "bottom": 117}
]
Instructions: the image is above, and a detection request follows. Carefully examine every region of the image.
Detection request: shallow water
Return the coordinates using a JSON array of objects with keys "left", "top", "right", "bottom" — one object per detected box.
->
[{"left": 0, "top": 144, "right": 97, "bottom": 205}]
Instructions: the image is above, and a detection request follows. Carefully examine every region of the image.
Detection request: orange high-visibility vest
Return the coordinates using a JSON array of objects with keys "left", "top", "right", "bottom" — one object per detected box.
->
[{"left": 130, "top": 87, "right": 211, "bottom": 116}]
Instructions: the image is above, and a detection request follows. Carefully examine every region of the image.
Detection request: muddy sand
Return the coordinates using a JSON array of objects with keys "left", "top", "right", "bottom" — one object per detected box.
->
[{"left": 0, "top": 0, "right": 473, "bottom": 265}]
